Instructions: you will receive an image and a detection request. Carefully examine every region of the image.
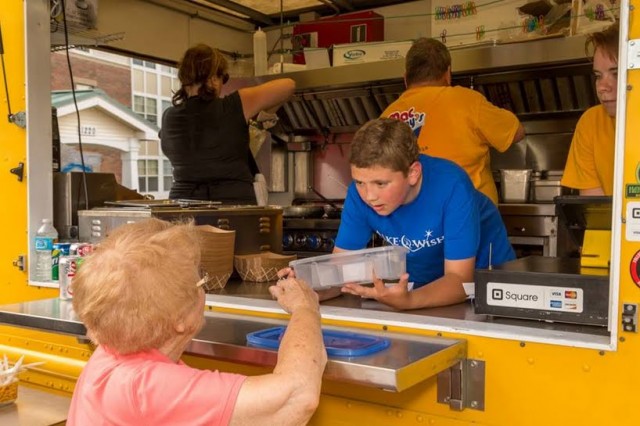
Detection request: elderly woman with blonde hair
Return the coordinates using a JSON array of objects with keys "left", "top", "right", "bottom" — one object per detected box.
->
[{"left": 67, "top": 218, "right": 326, "bottom": 425}]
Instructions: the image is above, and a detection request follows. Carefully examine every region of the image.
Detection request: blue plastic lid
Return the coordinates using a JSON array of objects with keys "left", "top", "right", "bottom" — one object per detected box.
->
[{"left": 246, "top": 326, "right": 390, "bottom": 357}]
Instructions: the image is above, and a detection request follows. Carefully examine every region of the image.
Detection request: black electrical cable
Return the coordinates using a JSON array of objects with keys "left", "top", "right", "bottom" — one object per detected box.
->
[
  {"left": 0, "top": 23, "right": 14, "bottom": 123},
  {"left": 60, "top": 0, "right": 90, "bottom": 211}
]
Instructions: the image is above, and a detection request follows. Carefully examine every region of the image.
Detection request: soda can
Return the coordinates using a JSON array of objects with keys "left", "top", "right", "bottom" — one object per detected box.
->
[
  {"left": 76, "top": 243, "right": 94, "bottom": 257},
  {"left": 51, "top": 243, "right": 71, "bottom": 282},
  {"left": 54, "top": 242, "right": 71, "bottom": 256},
  {"left": 52, "top": 247, "right": 61, "bottom": 282},
  {"left": 59, "top": 255, "right": 80, "bottom": 300},
  {"left": 69, "top": 243, "right": 80, "bottom": 256}
]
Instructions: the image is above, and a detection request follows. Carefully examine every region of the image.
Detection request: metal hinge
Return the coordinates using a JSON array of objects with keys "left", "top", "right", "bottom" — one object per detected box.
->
[
  {"left": 437, "top": 359, "right": 486, "bottom": 411},
  {"left": 622, "top": 303, "right": 638, "bottom": 332},
  {"left": 628, "top": 39, "right": 640, "bottom": 69}
]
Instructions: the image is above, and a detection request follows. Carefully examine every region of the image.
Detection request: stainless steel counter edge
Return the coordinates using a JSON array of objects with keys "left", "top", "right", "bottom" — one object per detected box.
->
[
  {"left": 206, "top": 294, "right": 612, "bottom": 350},
  {"left": 0, "top": 299, "right": 466, "bottom": 392}
]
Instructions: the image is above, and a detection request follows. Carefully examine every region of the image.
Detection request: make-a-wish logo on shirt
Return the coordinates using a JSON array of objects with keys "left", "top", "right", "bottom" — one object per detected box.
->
[
  {"left": 388, "top": 107, "right": 426, "bottom": 138},
  {"left": 377, "top": 229, "right": 444, "bottom": 253}
]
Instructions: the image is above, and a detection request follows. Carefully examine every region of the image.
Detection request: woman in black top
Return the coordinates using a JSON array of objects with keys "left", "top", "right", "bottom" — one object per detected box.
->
[{"left": 160, "top": 44, "right": 295, "bottom": 204}]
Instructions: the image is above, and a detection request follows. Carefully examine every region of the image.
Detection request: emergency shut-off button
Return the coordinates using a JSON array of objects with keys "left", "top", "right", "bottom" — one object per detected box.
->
[{"left": 621, "top": 303, "right": 638, "bottom": 333}]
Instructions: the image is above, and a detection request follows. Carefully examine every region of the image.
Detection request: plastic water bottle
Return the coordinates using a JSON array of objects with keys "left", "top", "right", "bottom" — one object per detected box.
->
[
  {"left": 34, "top": 219, "right": 58, "bottom": 282},
  {"left": 253, "top": 27, "right": 268, "bottom": 76}
]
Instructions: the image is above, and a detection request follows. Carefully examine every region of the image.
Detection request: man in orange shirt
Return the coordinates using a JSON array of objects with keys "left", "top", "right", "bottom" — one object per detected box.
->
[
  {"left": 561, "top": 23, "right": 618, "bottom": 195},
  {"left": 382, "top": 38, "right": 525, "bottom": 204}
]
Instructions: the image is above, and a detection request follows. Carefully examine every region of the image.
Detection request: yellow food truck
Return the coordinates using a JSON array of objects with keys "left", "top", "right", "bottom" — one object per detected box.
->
[{"left": 1, "top": 1, "right": 639, "bottom": 424}]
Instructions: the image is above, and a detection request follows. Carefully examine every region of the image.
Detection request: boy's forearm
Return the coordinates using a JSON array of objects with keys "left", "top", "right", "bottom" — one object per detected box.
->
[{"left": 407, "top": 275, "right": 468, "bottom": 309}]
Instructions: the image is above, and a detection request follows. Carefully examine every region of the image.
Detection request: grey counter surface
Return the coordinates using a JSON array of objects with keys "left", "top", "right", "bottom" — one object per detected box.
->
[
  {"left": 0, "top": 296, "right": 465, "bottom": 392},
  {"left": 0, "top": 274, "right": 612, "bottom": 391}
]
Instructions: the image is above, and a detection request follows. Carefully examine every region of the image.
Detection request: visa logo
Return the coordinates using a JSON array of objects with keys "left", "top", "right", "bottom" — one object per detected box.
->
[{"left": 551, "top": 291, "right": 562, "bottom": 297}]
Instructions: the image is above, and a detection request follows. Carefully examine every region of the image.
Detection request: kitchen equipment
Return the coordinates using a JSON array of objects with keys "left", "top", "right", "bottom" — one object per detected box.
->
[
  {"left": 283, "top": 217, "right": 341, "bottom": 257},
  {"left": 78, "top": 204, "right": 283, "bottom": 255},
  {"left": 323, "top": 204, "right": 342, "bottom": 219},
  {"left": 104, "top": 199, "right": 222, "bottom": 208},
  {"left": 531, "top": 179, "right": 565, "bottom": 203},
  {"left": 283, "top": 205, "right": 325, "bottom": 218},
  {"left": 53, "top": 172, "right": 133, "bottom": 240},
  {"left": 500, "top": 169, "right": 532, "bottom": 203}
]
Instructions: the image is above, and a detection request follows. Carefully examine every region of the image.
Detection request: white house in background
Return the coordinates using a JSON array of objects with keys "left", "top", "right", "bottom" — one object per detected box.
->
[{"left": 52, "top": 89, "right": 169, "bottom": 199}]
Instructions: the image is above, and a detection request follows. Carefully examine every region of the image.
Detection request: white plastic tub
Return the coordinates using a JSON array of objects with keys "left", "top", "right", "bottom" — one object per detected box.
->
[{"left": 289, "top": 246, "right": 408, "bottom": 289}]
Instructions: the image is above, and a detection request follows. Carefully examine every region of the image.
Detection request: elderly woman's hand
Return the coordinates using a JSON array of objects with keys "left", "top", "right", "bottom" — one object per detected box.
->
[{"left": 269, "top": 276, "right": 319, "bottom": 315}]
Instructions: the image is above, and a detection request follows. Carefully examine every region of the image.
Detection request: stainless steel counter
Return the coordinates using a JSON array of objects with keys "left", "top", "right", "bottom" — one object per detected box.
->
[
  {"left": 0, "top": 298, "right": 465, "bottom": 392},
  {"left": 207, "top": 280, "right": 611, "bottom": 349}
]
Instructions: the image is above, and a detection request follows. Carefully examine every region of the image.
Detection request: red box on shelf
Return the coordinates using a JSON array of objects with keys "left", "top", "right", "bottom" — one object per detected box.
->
[{"left": 292, "top": 11, "right": 384, "bottom": 64}]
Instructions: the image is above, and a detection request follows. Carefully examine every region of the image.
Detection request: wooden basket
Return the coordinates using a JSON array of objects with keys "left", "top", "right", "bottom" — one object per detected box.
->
[
  {"left": 0, "top": 381, "right": 18, "bottom": 406},
  {"left": 234, "top": 252, "right": 297, "bottom": 282},
  {"left": 197, "top": 225, "right": 235, "bottom": 292}
]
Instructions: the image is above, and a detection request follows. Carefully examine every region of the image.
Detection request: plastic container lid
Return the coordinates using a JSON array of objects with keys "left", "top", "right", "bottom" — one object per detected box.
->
[{"left": 247, "top": 326, "right": 390, "bottom": 357}]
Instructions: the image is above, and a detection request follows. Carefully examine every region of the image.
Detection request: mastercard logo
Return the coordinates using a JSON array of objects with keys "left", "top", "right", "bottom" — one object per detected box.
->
[{"left": 565, "top": 291, "right": 578, "bottom": 299}]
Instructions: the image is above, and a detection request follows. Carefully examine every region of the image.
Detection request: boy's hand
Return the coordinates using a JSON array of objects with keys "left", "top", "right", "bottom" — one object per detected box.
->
[{"left": 341, "top": 273, "right": 412, "bottom": 310}]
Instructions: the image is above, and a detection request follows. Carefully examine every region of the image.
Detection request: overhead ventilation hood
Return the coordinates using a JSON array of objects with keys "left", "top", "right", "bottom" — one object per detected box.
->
[{"left": 265, "top": 35, "right": 597, "bottom": 137}]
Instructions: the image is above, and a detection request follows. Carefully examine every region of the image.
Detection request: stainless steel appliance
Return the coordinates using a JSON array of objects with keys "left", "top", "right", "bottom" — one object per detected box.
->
[
  {"left": 498, "top": 203, "right": 573, "bottom": 258},
  {"left": 78, "top": 201, "right": 283, "bottom": 255},
  {"left": 283, "top": 217, "right": 340, "bottom": 258},
  {"left": 54, "top": 172, "right": 121, "bottom": 240}
]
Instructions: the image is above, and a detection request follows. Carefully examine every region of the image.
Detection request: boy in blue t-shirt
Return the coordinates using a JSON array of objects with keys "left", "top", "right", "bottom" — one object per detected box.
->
[{"left": 334, "top": 118, "right": 515, "bottom": 309}]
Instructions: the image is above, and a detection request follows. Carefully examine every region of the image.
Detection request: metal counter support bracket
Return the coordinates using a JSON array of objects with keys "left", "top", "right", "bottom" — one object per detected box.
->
[{"left": 437, "top": 359, "right": 486, "bottom": 411}]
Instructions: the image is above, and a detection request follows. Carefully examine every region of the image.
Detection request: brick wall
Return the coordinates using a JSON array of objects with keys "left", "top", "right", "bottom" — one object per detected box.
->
[{"left": 51, "top": 52, "right": 132, "bottom": 107}]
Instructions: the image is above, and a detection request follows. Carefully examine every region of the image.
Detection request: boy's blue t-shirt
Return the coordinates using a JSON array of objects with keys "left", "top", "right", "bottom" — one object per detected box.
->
[{"left": 335, "top": 154, "right": 515, "bottom": 288}]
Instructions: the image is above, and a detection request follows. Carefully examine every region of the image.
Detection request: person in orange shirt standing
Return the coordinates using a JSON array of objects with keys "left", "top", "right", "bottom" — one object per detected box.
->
[
  {"left": 561, "top": 22, "right": 619, "bottom": 196},
  {"left": 381, "top": 37, "right": 525, "bottom": 205}
]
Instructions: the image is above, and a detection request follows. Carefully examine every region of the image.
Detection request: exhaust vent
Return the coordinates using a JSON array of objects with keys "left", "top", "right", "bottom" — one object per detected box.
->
[{"left": 272, "top": 36, "right": 598, "bottom": 136}]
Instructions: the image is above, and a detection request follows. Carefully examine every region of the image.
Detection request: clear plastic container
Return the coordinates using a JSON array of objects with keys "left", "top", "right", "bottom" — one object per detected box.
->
[
  {"left": 33, "top": 219, "right": 58, "bottom": 282},
  {"left": 289, "top": 246, "right": 408, "bottom": 289}
]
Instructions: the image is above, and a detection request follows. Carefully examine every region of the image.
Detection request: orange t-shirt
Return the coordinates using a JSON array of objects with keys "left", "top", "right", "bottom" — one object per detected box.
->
[
  {"left": 382, "top": 86, "right": 520, "bottom": 204},
  {"left": 561, "top": 105, "right": 615, "bottom": 195}
]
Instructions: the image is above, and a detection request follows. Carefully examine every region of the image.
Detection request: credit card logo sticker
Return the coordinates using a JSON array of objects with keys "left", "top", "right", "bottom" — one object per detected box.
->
[
  {"left": 487, "top": 283, "right": 584, "bottom": 312},
  {"left": 565, "top": 290, "right": 578, "bottom": 299}
]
